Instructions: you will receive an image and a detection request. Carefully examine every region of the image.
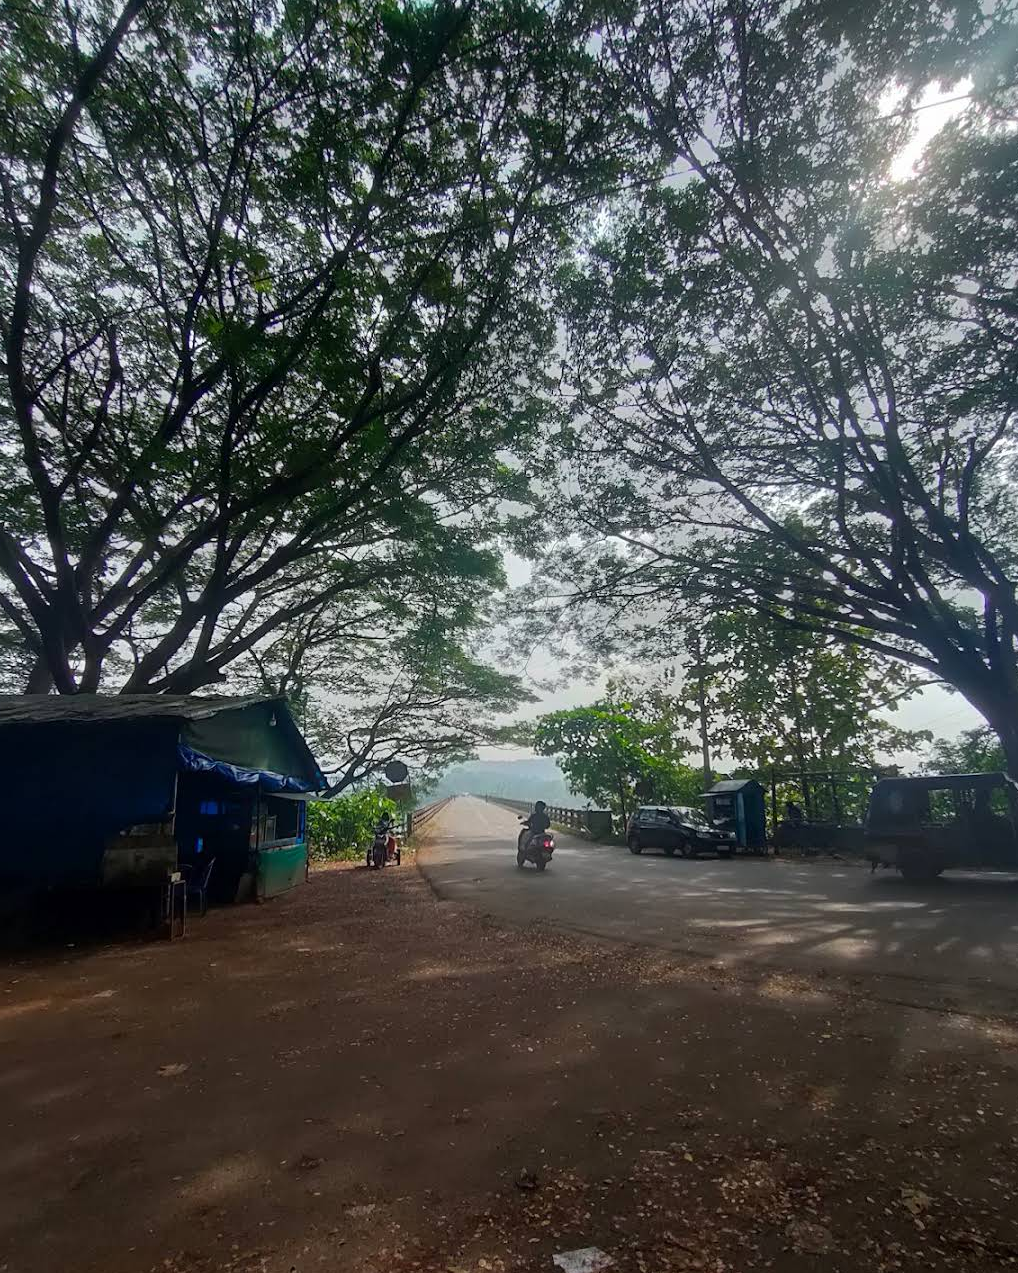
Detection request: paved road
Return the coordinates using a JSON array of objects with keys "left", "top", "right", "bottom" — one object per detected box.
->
[{"left": 421, "top": 796, "right": 1018, "bottom": 1009}]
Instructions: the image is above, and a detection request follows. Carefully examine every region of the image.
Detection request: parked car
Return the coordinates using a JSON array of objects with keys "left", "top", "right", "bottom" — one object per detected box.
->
[{"left": 626, "top": 806, "right": 737, "bottom": 858}]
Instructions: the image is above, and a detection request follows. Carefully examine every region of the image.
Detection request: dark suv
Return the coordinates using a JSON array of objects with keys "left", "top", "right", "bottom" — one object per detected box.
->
[{"left": 626, "top": 805, "right": 736, "bottom": 859}]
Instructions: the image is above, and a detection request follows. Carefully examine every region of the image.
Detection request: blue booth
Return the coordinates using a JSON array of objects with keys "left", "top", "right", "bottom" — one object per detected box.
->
[{"left": 704, "top": 778, "right": 768, "bottom": 853}]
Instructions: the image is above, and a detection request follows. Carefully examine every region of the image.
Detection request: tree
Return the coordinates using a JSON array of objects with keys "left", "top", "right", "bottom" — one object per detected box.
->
[
  {"left": 532, "top": 691, "right": 701, "bottom": 824},
  {"left": 0, "top": 0, "right": 627, "bottom": 693},
  {"left": 550, "top": 0, "right": 1018, "bottom": 768},
  {"left": 686, "top": 609, "right": 926, "bottom": 771},
  {"left": 925, "top": 726, "right": 1006, "bottom": 775},
  {"left": 242, "top": 600, "right": 534, "bottom": 793}
]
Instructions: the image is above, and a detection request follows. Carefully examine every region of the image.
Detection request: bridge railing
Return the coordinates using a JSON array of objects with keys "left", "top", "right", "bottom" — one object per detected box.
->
[
  {"left": 406, "top": 797, "right": 453, "bottom": 835},
  {"left": 485, "top": 796, "right": 531, "bottom": 816},
  {"left": 483, "top": 795, "right": 615, "bottom": 841}
]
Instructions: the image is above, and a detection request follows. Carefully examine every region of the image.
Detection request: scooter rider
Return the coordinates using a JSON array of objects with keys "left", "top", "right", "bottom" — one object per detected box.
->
[
  {"left": 376, "top": 813, "right": 398, "bottom": 861},
  {"left": 519, "top": 800, "right": 552, "bottom": 851}
]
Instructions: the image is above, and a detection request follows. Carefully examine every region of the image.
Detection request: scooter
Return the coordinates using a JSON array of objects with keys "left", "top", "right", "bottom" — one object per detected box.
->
[
  {"left": 367, "top": 819, "right": 401, "bottom": 869},
  {"left": 517, "top": 817, "right": 555, "bottom": 871}
]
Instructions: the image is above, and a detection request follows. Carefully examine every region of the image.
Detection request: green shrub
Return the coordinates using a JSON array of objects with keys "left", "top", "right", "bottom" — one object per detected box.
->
[{"left": 307, "top": 791, "right": 398, "bottom": 862}]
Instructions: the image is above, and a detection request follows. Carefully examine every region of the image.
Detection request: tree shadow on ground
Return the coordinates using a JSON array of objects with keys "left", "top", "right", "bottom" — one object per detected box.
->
[
  {"left": 1, "top": 859, "right": 1018, "bottom": 1273},
  {"left": 422, "top": 800, "right": 1018, "bottom": 1009}
]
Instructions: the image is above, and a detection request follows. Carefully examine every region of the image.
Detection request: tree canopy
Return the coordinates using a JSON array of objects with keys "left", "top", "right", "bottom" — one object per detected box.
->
[
  {"left": 245, "top": 602, "right": 533, "bottom": 793},
  {"left": 925, "top": 726, "right": 1006, "bottom": 775},
  {"left": 540, "top": 0, "right": 1018, "bottom": 767},
  {"left": 532, "top": 691, "right": 703, "bottom": 823},
  {"left": 669, "top": 605, "right": 928, "bottom": 778},
  {"left": 5, "top": 0, "right": 1018, "bottom": 797},
  {"left": 0, "top": 0, "right": 627, "bottom": 696}
]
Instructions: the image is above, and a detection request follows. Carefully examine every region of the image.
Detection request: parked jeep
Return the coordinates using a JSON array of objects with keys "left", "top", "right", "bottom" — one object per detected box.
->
[
  {"left": 626, "top": 806, "right": 736, "bottom": 859},
  {"left": 865, "top": 772, "right": 1018, "bottom": 882}
]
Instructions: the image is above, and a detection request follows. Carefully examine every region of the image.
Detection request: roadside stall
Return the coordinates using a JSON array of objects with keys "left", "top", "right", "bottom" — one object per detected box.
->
[{"left": 0, "top": 695, "right": 325, "bottom": 926}]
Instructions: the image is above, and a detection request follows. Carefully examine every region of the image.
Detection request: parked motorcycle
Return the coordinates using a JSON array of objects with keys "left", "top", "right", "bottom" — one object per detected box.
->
[
  {"left": 367, "top": 818, "right": 401, "bottom": 869},
  {"left": 517, "top": 817, "right": 555, "bottom": 871}
]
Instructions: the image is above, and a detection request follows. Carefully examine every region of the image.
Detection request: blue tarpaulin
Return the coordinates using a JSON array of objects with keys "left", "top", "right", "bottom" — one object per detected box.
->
[
  {"left": 177, "top": 744, "right": 321, "bottom": 794},
  {"left": 0, "top": 719, "right": 180, "bottom": 888}
]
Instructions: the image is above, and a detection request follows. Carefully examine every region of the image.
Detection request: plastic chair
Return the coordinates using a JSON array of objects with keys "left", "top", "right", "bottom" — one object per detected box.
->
[{"left": 181, "top": 857, "right": 216, "bottom": 918}]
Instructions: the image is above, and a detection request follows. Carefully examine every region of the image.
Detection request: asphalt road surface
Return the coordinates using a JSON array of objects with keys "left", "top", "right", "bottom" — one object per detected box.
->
[{"left": 421, "top": 795, "right": 1018, "bottom": 1011}]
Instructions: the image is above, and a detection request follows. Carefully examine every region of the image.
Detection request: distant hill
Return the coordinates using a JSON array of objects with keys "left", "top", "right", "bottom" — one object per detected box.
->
[{"left": 431, "top": 755, "right": 577, "bottom": 805}]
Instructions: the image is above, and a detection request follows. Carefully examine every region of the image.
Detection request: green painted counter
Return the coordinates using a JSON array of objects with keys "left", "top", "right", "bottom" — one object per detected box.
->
[{"left": 255, "top": 841, "right": 307, "bottom": 900}]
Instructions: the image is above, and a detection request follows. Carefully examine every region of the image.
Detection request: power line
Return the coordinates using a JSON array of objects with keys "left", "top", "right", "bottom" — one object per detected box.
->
[{"left": 882, "top": 90, "right": 974, "bottom": 118}]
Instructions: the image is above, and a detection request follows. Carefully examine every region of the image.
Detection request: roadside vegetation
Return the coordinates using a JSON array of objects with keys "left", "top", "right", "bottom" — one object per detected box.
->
[
  {"left": 925, "top": 727, "right": 1008, "bottom": 776},
  {"left": 532, "top": 692, "right": 704, "bottom": 828},
  {"left": 306, "top": 791, "right": 398, "bottom": 862}
]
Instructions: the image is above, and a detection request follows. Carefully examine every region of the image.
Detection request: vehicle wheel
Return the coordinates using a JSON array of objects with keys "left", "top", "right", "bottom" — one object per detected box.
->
[
  {"left": 536, "top": 857, "right": 547, "bottom": 871},
  {"left": 663, "top": 844, "right": 676, "bottom": 857},
  {"left": 628, "top": 836, "right": 642, "bottom": 855},
  {"left": 395, "top": 848, "right": 401, "bottom": 865},
  {"left": 677, "top": 840, "right": 692, "bottom": 858},
  {"left": 371, "top": 844, "right": 386, "bottom": 870},
  {"left": 517, "top": 850, "right": 526, "bottom": 869}
]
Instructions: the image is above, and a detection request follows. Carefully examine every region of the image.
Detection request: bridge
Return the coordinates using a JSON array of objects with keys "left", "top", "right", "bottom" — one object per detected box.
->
[{"left": 418, "top": 795, "right": 1018, "bottom": 1014}]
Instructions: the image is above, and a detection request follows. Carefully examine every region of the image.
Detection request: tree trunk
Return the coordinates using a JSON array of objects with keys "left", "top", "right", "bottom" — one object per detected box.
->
[
  {"left": 695, "top": 660, "right": 712, "bottom": 792},
  {"left": 616, "top": 773, "right": 629, "bottom": 829},
  {"left": 947, "top": 661, "right": 1018, "bottom": 778},
  {"left": 24, "top": 658, "right": 53, "bottom": 694},
  {"left": 986, "top": 712, "right": 1018, "bottom": 779},
  {"left": 786, "top": 664, "right": 812, "bottom": 818}
]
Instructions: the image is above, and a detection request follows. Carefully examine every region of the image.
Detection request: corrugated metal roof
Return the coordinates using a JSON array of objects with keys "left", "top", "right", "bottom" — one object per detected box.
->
[
  {"left": 0, "top": 694, "right": 277, "bottom": 726},
  {"left": 706, "top": 779, "right": 762, "bottom": 794}
]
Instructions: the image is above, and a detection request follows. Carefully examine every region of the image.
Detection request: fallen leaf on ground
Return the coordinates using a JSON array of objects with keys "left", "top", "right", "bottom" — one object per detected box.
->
[
  {"left": 900, "top": 1186, "right": 931, "bottom": 1216},
  {"left": 552, "top": 1248, "right": 614, "bottom": 1273}
]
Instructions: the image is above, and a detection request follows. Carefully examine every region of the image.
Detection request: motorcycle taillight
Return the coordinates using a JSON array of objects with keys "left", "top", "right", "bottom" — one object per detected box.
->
[{"left": 543, "top": 837, "right": 554, "bottom": 848}]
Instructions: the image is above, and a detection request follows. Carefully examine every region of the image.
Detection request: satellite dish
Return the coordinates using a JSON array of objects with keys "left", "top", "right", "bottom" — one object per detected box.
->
[{"left": 384, "top": 760, "right": 409, "bottom": 783}]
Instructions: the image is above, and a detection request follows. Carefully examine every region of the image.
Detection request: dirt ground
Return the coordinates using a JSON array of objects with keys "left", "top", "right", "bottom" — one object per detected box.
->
[{"left": 2, "top": 851, "right": 1018, "bottom": 1273}]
